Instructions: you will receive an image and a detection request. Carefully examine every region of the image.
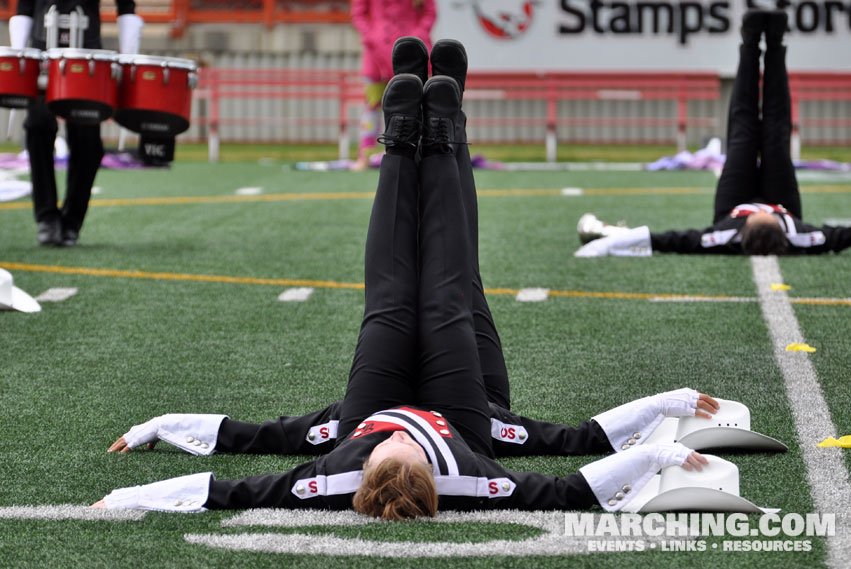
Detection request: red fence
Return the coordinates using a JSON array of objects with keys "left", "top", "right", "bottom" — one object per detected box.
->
[
  {"left": 194, "top": 69, "right": 722, "bottom": 162},
  {"left": 788, "top": 72, "right": 851, "bottom": 156}
]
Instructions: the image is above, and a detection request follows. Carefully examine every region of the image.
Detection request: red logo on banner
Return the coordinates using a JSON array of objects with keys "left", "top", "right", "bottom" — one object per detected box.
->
[{"left": 471, "top": 1, "right": 538, "bottom": 40}]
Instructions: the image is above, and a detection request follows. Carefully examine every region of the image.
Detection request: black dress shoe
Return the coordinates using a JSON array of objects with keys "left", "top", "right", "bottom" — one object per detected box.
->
[
  {"left": 37, "top": 220, "right": 62, "bottom": 246},
  {"left": 765, "top": 10, "right": 788, "bottom": 47},
  {"left": 377, "top": 74, "right": 423, "bottom": 155},
  {"left": 430, "top": 39, "right": 468, "bottom": 93},
  {"left": 741, "top": 10, "right": 767, "bottom": 46},
  {"left": 421, "top": 76, "right": 461, "bottom": 156},
  {"left": 60, "top": 226, "right": 79, "bottom": 247},
  {"left": 392, "top": 36, "right": 429, "bottom": 85}
]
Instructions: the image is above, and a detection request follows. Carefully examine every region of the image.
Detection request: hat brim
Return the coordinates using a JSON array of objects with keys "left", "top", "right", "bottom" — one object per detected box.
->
[
  {"left": 678, "top": 427, "right": 788, "bottom": 452},
  {"left": 3, "top": 285, "right": 42, "bottom": 313},
  {"left": 638, "top": 487, "right": 779, "bottom": 514}
]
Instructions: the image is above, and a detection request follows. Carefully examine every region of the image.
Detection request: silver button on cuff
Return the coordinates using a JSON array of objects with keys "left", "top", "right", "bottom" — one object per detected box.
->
[
  {"left": 308, "top": 432, "right": 316, "bottom": 441},
  {"left": 608, "top": 499, "right": 617, "bottom": 506},
  {"left": 633, "top": 432, "right": 641, "bottom": 439},
  {"left": 615, "top": 492, "right": 625, "bottom": 500},
  {"left": 296, "top": 485, "right": 305, "bottom": 494},
  {"left": 436, "top": 420, "right": 445, "bottom": 426},
  {"left": 501, "top": 482, "right": 511, "bottom": 492},
  {"left": 186, "top": 436, "right": 194, "bottom": 443},
  {"left": 518, "top": 431, "right": 527, "bottom": 440},
  {"left": 432, "top": 411, "right": 442, "bottom": 417},
  {"left": 627, "top": 438, "right": 636, "bottom": 445},
  {"left": 622, "top": 485, "right": 632, "bottom": 493},
  {"left": 621, "top": 444, "right": 629, "bottom": 450},
  {"left": 439, "top": 429, "right": 450, "bottom": 435}
]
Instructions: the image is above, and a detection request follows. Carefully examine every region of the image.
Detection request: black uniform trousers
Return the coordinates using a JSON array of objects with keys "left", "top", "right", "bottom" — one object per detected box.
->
[
  {"left": 26, "top": 39, "right": 105, "bottom": 231},
  {"left": 337, "top": 135, "right": 494, "bottom": 458},
  {"left": 713, "top": 42, "right": 801, "bottom": 223}
]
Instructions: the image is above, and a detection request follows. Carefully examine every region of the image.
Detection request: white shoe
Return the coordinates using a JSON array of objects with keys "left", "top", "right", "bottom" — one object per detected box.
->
[{"left": 577, "top": 213, "right": 630, "bottom": 244}]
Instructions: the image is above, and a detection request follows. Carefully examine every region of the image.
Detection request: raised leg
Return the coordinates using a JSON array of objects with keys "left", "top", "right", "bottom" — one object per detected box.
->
[
  {"left": 415, "top": 77, "right": 493, "bottom": 458},
  {"left": 758, "top": 12, "right": 801, "bottom": 218},
  {"left": 337, "top": 76, "right": 424, "bottom": 440},
  {"left": 713, "top": 42, "right": 763, "bottom": 223}
]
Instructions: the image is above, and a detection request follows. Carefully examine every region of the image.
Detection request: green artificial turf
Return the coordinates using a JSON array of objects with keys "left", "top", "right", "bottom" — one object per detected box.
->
[{"left": 0, "top": 158, "right": 849, "bottom": 568}]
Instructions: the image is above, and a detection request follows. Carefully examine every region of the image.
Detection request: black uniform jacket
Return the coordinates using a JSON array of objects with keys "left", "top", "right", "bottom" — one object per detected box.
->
[
  {"left": 651, "top": 204, "right": 851, "bottom": 254},
  {"left": 216, "top": 401, "right": 613, "bottom": 458},
  {"left": 206, "top": 406, "right": 600, "bottom": 511}
]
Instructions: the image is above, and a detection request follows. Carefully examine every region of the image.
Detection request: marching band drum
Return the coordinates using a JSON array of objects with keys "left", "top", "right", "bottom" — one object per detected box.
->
[
  {"left": 0, "top": 47, "right": 42, "bottom": 108},
  {"left": 0, "top": 47, "right": 198, "bottom": 136},
  {"left": 115, "top": 55, "right": 198, "bottom": 136}
]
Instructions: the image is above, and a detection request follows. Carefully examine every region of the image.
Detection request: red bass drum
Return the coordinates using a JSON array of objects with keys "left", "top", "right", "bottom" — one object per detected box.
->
[{"left": 116, "top": 55, "right": 198, "bottom": 136}]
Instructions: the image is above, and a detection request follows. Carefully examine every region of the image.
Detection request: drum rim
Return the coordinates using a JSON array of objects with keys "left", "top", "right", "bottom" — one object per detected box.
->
[
  {"left": 117, "top": 54, "right": 197, "bottom": 71},
  {"left": 0, "top": 46, "right": 43, "bottom": 59},
  {"left": 46, "top": 48, "right": 118, "bottom": 61}
]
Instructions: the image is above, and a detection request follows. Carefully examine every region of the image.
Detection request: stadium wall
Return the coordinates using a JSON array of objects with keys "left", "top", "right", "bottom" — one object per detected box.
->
[{"left": 0, "top": 20, "right": 848, "bottom": 150}]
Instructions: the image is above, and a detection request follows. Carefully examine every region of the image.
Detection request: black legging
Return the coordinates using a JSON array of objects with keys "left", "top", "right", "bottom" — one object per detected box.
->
[
  {"left": 713, "top": 42, "right": 801, "bottom": 223},
  {"left": 337, "top": 136, "right": 495, "bottom": 458}
]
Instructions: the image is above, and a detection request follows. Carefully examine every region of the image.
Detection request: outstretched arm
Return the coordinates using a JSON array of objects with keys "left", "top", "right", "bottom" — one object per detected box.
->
[{"left": 107, "top": 402, "right": 342, "bottom": 456}]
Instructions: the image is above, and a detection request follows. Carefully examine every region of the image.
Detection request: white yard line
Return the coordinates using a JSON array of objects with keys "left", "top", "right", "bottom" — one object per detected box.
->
[
  {"left": 0, "top": 505, "right": 145, "bottom": 521},
  {"left": 751, "top": 256, "right": 851, "bottom": 568}
]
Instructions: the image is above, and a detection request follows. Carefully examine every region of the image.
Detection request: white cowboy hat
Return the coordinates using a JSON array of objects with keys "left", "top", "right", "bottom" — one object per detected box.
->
[
  {"left": 643, "top": 398, "right": 787, "bottom": 452},
  {"left": 0, "top": 268, "right": 41, "bottom": 313},
  {"left": 623, "top": 455, "right": 780, "bottom": 514}
]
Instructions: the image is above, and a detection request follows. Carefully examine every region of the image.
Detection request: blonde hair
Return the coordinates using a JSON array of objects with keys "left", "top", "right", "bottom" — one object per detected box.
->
[{"left": 352, "top": 458, "right": 438, "bottom": 520}]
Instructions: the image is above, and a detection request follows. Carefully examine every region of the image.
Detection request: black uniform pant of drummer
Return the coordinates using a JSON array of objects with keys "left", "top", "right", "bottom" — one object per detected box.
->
[
  {"left": 713, "top": 43, "right": 801, "bottom": 223},
  {"left": 338, "top": 140, "right": 495, "bottom": 458},
  {"left": 25, "top": 96, "right": 104, "bottom": 232}
]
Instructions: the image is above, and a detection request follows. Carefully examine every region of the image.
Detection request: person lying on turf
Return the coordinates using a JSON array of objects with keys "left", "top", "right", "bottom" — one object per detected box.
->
[
  {"left": 93, "top": 39, "right": 710, "bottom": 518},
  {"left": 575, "top": 10, "right": 851, "bottom": 258}
]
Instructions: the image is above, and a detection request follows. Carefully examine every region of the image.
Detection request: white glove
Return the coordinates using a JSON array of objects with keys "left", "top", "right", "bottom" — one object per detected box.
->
[
  {"left": 574, "top": 226, "right": 652, "bottom": 257},
  {"left": 657, "top": 387, "right": 701, "bottom": 417},
  {"left": 117, "top": 14, "right": 144, "bottom": 54},
  {"left": 593, "top": 388, "right": 700, "bottom": 452},
  {"left": 580, "top": 442, "right": 694, "bottom": 512},
  {"left": 103, "top": 472, "right": 212, "bottom": 512},
  {"left": 9, "top": 15, "right": 33, "bottom": 49},
  {"left": 122, "top": 414, "right": 227, "bottom": 456}
]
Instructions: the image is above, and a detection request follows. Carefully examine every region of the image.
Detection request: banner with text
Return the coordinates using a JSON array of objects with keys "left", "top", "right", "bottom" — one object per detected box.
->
[{"left": 433, "top": 0, "right": 851, "bottom": 74}]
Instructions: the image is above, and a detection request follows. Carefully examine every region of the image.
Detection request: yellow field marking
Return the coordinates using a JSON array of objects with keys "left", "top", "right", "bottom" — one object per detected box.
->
[
  {"left": 3, "top": 261, "right": 849, "bottom": 306},
  {"left": 2, "top": 185, "right": 849, "bottom": 212},
  {"left": 0, "top": 262, "right": 364, "bottom": 290}
]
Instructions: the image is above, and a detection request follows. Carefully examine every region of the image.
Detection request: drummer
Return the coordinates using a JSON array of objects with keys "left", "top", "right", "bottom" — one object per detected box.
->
[{"left": 9, "top": 1, "right": 143, "bottom": 247}]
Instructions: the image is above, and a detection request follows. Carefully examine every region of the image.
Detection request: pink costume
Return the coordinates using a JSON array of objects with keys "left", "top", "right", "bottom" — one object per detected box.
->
[
  {"left": 350, "top": 0, "right": 436, "bottom": 82},
  {"left": 350, "top": 0, "right": 436, "bottom": 160}
]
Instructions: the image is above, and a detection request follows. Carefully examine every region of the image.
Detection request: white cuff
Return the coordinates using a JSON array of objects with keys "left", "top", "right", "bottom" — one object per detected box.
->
[
  {"left": 123, "top": 414, "right": 227, "bottom": 455},
  {"left": 593, "top": 388, "right": 699, "bottom": 452},
  {"left": 580, "top": 443, "right": 692, "bottom": 512},
  {"left": 117, "top": 14, "right": 144, "bottom": 54},
  {"left": 104, "top": 472, "right": 212, "bottom": 512},
  {"left": 9, "top": 15, "right": 33, "bottom": 49},
  {"left": 575, "top": 226, "right": 652, "bottom": 257}
]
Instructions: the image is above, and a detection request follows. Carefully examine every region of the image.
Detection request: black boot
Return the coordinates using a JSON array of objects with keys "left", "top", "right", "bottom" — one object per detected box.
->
[
  {"left": 391, "top": 36, "right": 429, "bottom": 85},
  {"left": 421, "top": 76, "right": 461, "bottom": 156},
  {"left": 430, "top": 39, "right": 468, "bottom": 94},
  {"left": 741, "top": 10, "right": 767, "bottom": 46},
  {"left": 377, "top": 74, "right": 423, "bottom": 158}
]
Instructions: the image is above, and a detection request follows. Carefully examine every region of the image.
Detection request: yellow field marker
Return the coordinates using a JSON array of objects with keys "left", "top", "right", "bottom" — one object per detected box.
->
[
  {"left": 2, "top": 185, "right": 849, "bottom": 212},
  {"left": 3, "top": 261, "right": 849, "bottom": 306}
]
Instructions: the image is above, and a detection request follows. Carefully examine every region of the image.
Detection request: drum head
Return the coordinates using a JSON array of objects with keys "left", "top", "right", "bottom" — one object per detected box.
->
[
  {"left": 47, "top": 98, "right": 113, "bottom": 124},
  {"left": 114, "top": 108, "right": 189, "bottom": 136}
]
